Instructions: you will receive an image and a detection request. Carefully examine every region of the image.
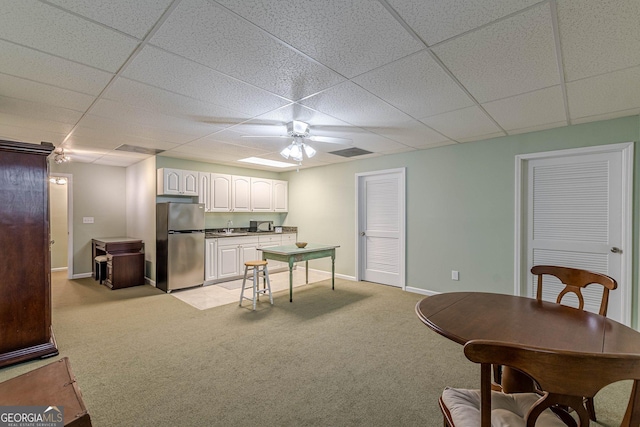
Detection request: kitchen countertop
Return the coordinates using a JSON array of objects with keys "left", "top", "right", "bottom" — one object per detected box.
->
[{"left": 205, "top": 227, "right": 297, "bottom": 239}]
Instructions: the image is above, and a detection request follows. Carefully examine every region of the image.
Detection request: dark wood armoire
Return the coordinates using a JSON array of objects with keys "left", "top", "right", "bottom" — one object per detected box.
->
[{"left": 0, "top": 140, "right": 58, "bottom": 367}]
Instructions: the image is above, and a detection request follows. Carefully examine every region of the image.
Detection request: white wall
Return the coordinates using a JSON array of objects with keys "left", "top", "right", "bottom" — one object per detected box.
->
[{"left": 126, "top": 157, "right": 157, "bottom": 282}]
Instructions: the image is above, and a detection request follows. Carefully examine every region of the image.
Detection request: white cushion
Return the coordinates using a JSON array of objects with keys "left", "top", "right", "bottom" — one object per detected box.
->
[{"left": 441, "top": 387, "right": 568, "bottom": 427}]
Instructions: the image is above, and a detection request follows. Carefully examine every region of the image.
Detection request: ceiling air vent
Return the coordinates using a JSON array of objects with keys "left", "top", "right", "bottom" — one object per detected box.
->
[
  {"left": 329, "top": 147, "right": 372, "bottom": 158},
  {"left": 115, "top": 144, "right": 165, "bottom": 155}
]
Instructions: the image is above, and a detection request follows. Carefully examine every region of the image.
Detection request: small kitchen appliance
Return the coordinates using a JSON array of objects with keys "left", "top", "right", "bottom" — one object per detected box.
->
[{"left": 249, "top": 220, "right": 273, "bottom": 232}]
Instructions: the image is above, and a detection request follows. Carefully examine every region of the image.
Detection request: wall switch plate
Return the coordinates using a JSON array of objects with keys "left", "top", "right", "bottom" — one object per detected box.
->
[
  {"left": 451, "top": 270, "right": 459, "bottom": 281},
  {"left": 83, "top": 217, "right": 94, "bottom": 224}
]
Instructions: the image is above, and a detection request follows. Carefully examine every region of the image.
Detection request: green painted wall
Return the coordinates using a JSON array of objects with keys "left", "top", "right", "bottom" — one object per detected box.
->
[{"left": 283, "top": 116, "right": 639, "bottom": 325}]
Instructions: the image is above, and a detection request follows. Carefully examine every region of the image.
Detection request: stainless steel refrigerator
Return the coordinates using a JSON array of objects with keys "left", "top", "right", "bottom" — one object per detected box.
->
[{"left": 156, "top": 203, "right": 205, "bottom": 293}]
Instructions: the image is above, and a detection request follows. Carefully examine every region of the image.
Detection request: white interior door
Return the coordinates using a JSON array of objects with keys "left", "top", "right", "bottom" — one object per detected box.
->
[
  {"left": 357, "top": 169, "right": 405, "bottom": 288},
  {"left": 523, "top": 145, "right": 631, "bottom": 325}
]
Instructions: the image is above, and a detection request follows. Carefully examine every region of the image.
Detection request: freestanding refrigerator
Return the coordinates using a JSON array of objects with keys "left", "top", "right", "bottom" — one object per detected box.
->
[{"left": 156, "top": 203, "right": 205, "bottom": 293}]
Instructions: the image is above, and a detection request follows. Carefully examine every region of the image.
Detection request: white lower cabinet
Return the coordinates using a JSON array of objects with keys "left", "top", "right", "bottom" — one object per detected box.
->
[
  {"left": 205, "top": 239, "right": 217, "bottom": 284},
  {"left": 216, "top": 236, "right": 259, "bottom": 281},
  {"left": 209, "top": 233, "right": 297, "bottom": 284}
]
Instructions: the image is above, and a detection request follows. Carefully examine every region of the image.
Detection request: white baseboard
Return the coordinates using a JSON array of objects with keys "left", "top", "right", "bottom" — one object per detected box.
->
[
  {"left": 405, "top": 286, "right": 440, "bottom": 296},
  {"left": 306, "top": 268, "right": 356, "bottom": 282},
  {"left": 72, "top": 272, "right": 93, "bottom": 279},
  {"left": 51, "top": 267, "right": 68, "bottom": 272},
  {"left": 145, "top": 277, "right": 156, "bottom": 287}
]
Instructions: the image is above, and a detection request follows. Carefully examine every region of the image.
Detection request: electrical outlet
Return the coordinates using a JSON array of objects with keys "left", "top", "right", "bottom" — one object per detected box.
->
[
  {"left": 451, "top": 270, "right": 459, "bottom": 281},
  {"left": 83, "top": 217, "right": 94, "bottom": 224}
]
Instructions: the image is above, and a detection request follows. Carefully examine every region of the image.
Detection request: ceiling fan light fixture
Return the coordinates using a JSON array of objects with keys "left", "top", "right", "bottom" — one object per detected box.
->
[
  {"left": 280, "top": 145, "right": 292, "bottom": 159},
  {"left": 303, "top": 143, "right": 316, "bottom": 158},
  {"left": 289, "top": 143, "right": 303, "bottom": 162}
]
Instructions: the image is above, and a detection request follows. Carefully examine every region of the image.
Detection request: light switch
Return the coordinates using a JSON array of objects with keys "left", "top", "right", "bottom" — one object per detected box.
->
[
  {"left": 451, "top": 270, "right": 459, "bottom": 281},
  {"left": 83, "top": 217, "right": 94, "bottom": 224}
]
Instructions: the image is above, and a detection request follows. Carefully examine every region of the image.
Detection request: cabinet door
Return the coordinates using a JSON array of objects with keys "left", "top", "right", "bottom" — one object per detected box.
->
[
  {"left": 251, "top": 178, "right": 273, "bottom": 212},
  {"left": 239, "top": 242, "right": 260, "bottom": 265},
  {"left": 211, "top": 173, "right": 232, "bottom": 212},
  {"left": 198, "top": 173, "right": 211, "bottom": 212},
  {"left": 161, "top": 168, "right": 182, "bottom": 195},
  {"left": 217, "top": 245, "right": 240, "bottom": 279},
  {"left": 205, "top": 239, "right": 217, "bottom": 282},
  {"left": 273, "top": 180, "right": 288, "bottom": 212},
  {"left": 232, "top": 176, "right": 251, "bottom": 212},
  {"left": 182, "top": 170, "right": 199, "bottom": 196}
]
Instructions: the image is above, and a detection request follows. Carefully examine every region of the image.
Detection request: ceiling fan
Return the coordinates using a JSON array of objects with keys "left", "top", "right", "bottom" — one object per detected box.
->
[{"left": 242, "top": 120, "right": 350, "bottom": 163}]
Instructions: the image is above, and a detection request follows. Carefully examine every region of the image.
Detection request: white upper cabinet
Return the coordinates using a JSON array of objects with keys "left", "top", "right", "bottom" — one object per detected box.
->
[
  {"left": 231, "top": 175, "right": 251, "bottom": 212},
  {"left": 157, "top": 168, "right": 199, "bottom": 196},
  {"left": 251, "top": 178, "right": 273, "bottom": 212},
  {"left": 198, "top": 172, "right": 211, "bottom": 211},
  {"left": 159, "top": 168, "right": 286, "bottom": 212},
  {"left": 273, "top": 180, "right": 288, "bottom": 212},
  {"left": 211, "top": 173, "right": 232, "bottom": 212}
]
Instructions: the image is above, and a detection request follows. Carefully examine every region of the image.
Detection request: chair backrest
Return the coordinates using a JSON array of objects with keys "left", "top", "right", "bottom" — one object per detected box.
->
[
  {"left": 464, "top": 340, "right": 640, "bottom": 427},
  {"left": 531, "top": 265, "right": 617, "bottom": 316}
]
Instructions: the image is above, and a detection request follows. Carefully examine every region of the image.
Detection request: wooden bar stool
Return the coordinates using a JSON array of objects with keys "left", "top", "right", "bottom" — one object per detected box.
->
[
  {"left": 239, "top": 260, "right": 272, "bottom": 310},
  {"left": 94, "top": 255, "right": 108, "bottom": 284}
]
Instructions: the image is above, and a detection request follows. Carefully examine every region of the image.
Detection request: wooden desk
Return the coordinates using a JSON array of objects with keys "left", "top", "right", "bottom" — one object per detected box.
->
[
  {"left": 416, "top": 292, "right": 640, "bottom": 424},
  {"left": 259, "top": 244, "right": 339, "bottom": 302},
  {"left": 92, "top": 238, "right": 144, "bottom": 289}
]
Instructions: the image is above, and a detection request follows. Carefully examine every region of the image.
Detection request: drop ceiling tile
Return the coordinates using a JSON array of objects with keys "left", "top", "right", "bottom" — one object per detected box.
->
[
  {"left": 94, "top": 155, "right": 146, "bottom": 167},
  {"left": 433, "top": 3, "right": 559, "bottom": 102},
  {"left": 123, "top": 46, "right": 289, "bottom": 116},
  {"left": 74, "top": 114, "right": 203, "bottom": 145},
  {"left": 0, "top": 96, "right": 82, "bottom": 125},
  {"left": 457, "top": 131, "right": 506, "bottom": 144},
  {"left": 56, "top": 145, "right": 110, "bottom": 163},
  {"left": 46, "top": 0, "right": 173, "bottom": 39},
  {"left": 353, "top": 51, "right": 474, "bottom": 119},
  {"left": 89, "top": 98, "right": 224, "bottom": 138},
  {"left": 387, "top": 0, "right": 540, "bottom": 45},
  {"left": 557, "top": 0, "right": 640, "bottom": 81},
  {"left": 572, "top": 109, "right": 640, "bottom": 125},
  {"left": 0, "top": 74, "right": 94, "bottom": 112},
  {"left": 216, "top": 0, "right": 424, "bottom": 78},
  {"left": 0, "top": 40, "right": 113, "bottom": 95},
  {"left": 149, "top": 0, "right": 345, "bottom": 100},
  {"left": 567, "top": 66, "right": 640, "bottom": 120},
  {"left": 506, "top": 121, "right": 567, "bottom": 136},
  {"left": 0, "top": 112, "right": 74, "bottom": 135},
  {"left": 299, "top": 82, "right": 414, "bottom": 129},
  {"left": 102, "top": 78, "right": 250, "bottom": 126},
  {"left": 482, "top": 86, "right": 567, "bottom": 131},
  {"left": 366, "top": 117, "right": 451, "bottom": 148},
  {"left": 0, "top": 123, "right": 66, "bottom": 145},
  {"left": 171, "top": 140, "right": 270, "bottom": 160},
  {"left": 65, "top": 132, "right": 179, "bottom": 152},
  {"left": 420, "top": 106, "right": 503, "bottom": 141},
  {"left": 0, "top": 0, "right": 139, "bottom": 72}
]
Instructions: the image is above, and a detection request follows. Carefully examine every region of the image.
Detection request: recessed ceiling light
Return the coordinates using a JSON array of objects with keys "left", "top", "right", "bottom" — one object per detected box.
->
[{"left": 238, "top": 157, "right": 297, "bottom": 168}]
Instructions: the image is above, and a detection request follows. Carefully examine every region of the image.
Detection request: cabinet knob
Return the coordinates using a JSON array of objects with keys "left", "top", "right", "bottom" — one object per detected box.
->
[{"left": 611, "top": 247, "right": 622, "bottom": 253}]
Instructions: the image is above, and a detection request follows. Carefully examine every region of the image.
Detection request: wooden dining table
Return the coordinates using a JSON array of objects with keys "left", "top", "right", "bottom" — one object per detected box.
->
[{"left": 415, "top": 291, "right": 640, "bottom": 424}]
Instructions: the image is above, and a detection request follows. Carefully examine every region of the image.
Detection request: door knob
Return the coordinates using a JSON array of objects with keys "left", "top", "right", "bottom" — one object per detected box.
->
[
  {"left": 611, "top": 247, "right": 622, "bottom": 253},
  {"left": 360, "top": 232, "right": 365, "bottom": 236}
]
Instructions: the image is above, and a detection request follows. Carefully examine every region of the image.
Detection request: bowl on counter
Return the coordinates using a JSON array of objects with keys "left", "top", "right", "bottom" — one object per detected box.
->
[{"left": 295, "top": 242, "right": 307, "bottom": 248}]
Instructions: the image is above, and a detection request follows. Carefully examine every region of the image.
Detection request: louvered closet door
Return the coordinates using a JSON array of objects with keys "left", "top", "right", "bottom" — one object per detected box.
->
[
  {"left": 527, "top": 151, "right": 622, "bottom": 322},
  {"left": 360, "top": 172, "right": 404, "bottom": 287}
]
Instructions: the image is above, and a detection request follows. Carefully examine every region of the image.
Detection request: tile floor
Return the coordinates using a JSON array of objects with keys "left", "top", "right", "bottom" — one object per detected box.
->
[{"left": 170, "top": 268, "right": 332, "bottom": 310}]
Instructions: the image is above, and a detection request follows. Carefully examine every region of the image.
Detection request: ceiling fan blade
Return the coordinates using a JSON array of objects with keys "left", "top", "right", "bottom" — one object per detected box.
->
[
  {"left": 308, "top": 135, "right": 351, "bottom": 144},
  {"left": 241, "top": 135, "right": 290, "bottom": 139}
]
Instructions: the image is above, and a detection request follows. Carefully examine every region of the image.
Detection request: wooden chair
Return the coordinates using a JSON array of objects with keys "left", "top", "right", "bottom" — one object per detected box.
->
[
  {"left": 531, "top": 265, "right": 617, "bottom": 316},
  {"left": 531, "top": 265, "right": 618, "bottom": 420},
  {"left": 440, "top": 340, "right": 640, "bottom": 427}
]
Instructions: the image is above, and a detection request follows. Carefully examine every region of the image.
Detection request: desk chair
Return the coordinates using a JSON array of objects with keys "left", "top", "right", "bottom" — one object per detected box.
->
[
  {"left": 441, "top": 340, "right": 640, "bottom": 427},
  {"left": 94, "top": 255, "right": 108, "bottom": 284},
  {"left": 239, "top": 260, "right": 273, "bottom": 310},
  {"left": 532, "top": 264, "right": 618, "bottom": 420}
]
